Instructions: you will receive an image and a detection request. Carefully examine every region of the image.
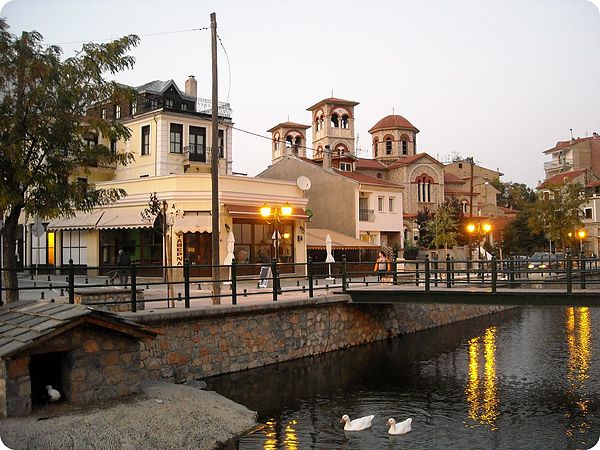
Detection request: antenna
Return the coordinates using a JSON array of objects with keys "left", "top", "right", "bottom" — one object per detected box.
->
[
  {"left": 570, "top": 128, "right": 573, "bottom": 139},
  {"left": 392, "top": 107, "right": 395, "bottom": 115},
  {"left": 331, "top": 89, "right": 334, "bottom": 97}
]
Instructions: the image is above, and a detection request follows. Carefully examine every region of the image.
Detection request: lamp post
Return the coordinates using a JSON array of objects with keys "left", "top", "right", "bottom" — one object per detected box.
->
[
  {"left": 260, "top": 202, "right": 293, "bottom": 294},
  {"left": 466, "top": 221, "right": 492, "bottom": 260},
  {"left": 578, "top": 229, "right": 586, "bottom": 253}
]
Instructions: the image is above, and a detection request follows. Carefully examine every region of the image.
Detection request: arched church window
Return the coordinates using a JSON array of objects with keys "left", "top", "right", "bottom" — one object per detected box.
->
[
  {"left": 385, "top": 137, "right": 393, "bottom": 155},
  {"left": 285, "top": 136, "right": 292, "bottom": 148},
  {"left": 373, "top": 138, "right": 379, "bottom": 157},
  {"left": 341, "top": 114, "right": 349, "bottom": 129},
  {"left": 331, "top": 113, "right": 339, "bottom": 128},
  {"left": 293, "top": 137, "right": 301, "bottom": 156},
  {"left": 274, "top": 134, "right": 280, "bottom": 151}
]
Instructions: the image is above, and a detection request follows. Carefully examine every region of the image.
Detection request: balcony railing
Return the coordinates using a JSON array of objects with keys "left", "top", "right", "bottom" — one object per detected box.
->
[
  {"left": 544, "top": 159, "right": 573, "bottom": 171},
  {"left": 359, "top": 208, "right": 375, "bottom": 222},
  {"left": 196, "top": 98, "right": 233, "bottom": 118}
]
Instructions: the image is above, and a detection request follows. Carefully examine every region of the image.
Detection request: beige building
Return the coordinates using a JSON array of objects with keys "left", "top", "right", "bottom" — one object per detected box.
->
[{"left": 23, "top": 77, "right": 308, "bottom": 275}]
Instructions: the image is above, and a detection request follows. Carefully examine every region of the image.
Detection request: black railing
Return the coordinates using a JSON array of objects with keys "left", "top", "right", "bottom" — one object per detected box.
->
[{"left": 1, "top": 253, "right": 599, "bottom": 311}]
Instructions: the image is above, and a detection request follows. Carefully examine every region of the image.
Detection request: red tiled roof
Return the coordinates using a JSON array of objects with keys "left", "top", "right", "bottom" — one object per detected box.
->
[
  {"left": 444, "top": 173, "right": 464, "bottom": 184},
  {"left": 587, "top": 180, "right": 600, "bottom": 188},
  {"left": 403, "top": 213, "right": 418, "bottom": 219},
  {"left": 307, "top": 97, "right": 359, "bottom": 111},
  {"left": 355, "top": 158, "right": 387, "bottom": 170},
  {"left": 267, "top": 121, "right": 310, "bottom": 132},
  {"left": 543, "top": 135, "right": 600, "bottom": 154},
  {"left": 538, "top": 169, "right": 587, "bottom": 188},
  {"left": 386, "top": 153, "right": 444, "bottom": 169},
  {"left": 368, "top": 115, "right": 419, "bottom": 133},
  {"left": 333, "top": 169, "right": 401, "bottom": 188}
]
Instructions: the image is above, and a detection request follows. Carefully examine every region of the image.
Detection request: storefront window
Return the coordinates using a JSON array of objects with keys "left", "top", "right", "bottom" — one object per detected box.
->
[
  {"left": 232, "top": 220, "right": 294, "bottom": 264},
  {"left": 99, "top": 228, "right": 162, "bottom": 267}
]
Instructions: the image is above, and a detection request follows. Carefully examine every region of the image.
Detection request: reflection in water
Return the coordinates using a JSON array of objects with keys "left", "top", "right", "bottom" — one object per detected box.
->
[
  {"left": 261, "top": 419, "right": 299, "bottom": 450},
  {"left": 465, "top": 326, "right": 498, "bottom": 430},
  {"left": 565, "top": 307, "right": 592, "bottom": 438}
]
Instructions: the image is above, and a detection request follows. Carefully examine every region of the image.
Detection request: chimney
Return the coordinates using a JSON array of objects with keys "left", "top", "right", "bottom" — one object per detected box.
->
[
  {"left": 185, "top": 75, "right": 197, "bottom": 98},
  {"left": 323, "top": 145, "right": 332, "bottom": 171}
]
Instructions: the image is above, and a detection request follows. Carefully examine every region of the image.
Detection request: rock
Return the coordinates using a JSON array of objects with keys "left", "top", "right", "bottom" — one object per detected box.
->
[{"left": 185, "top": 380, "right": 207, "bottom": 390}]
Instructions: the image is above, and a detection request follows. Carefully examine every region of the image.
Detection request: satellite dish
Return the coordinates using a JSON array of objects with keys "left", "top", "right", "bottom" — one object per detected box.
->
[{"left": 296, "top": 176, "right": 311, "bottom": 191}]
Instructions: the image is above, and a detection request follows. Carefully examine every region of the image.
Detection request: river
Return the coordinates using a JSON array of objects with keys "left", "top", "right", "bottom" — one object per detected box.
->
[{"left": 209, "top": 307, "right": 600, "bottom": 449}]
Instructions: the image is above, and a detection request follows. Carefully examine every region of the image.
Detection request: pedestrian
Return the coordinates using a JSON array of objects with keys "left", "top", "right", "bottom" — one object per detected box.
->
[
  {"left": 117, "top": 249, "right": 131, "bottom": 286},
  {"left": 374, "top": 250, "right": 389, "bottom": 282}
]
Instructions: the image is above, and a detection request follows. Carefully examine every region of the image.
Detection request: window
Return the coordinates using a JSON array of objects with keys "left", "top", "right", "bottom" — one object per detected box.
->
[
  {"left": 47, "top": 231, "right": 55, "bottom": 266},
  {"left": 341, "top": 114, "right": 349, "bottom": 129},
  {"left": 114, "top": 105, "right": 121, "bottom": 119},
  {"left": 84, "top": 134, "right": 98, "bottom": 148},
  {"left": 461, "top": 200, "right": 468, "bottom": 214},
  {"left": 233, "top": 221, "right": 294, "bottom": 264},
  {"left": 378, "top": 196, "right": 385, "bottom": 212},
  {"left": 189, "top": 126, "right": 206, "bottom": 162},
  {"left": 131, "top": 101, "right": 137, "bottom": 115},
  {"left": 340, "top": 162, "right": 352, "bottom": 171},
  {"left": 385, "top": 137, "right": 392, "bottom": 155},
  {"left": 165, "top": 99, "right": 174, "bottom": 108},
  {"left": 141, "top": 125, "right": 150, "bottom": 155},
  {"left": 101, "top": 108, "right": 106, "bottom": 119},
  {"left": 218, "top": 129, "right": 225, "bottom": 158},
  {"left": 293, "top": 137, "right": 301, "bottom": 156},
  {"left": 110, "top": 139, "right": 117, "bottom": 153},
  {"left": 458, "top": 163, "right": 463, "bottom": 169},
  {"left": 181, "top": 103, "right": 188, "bottom": 111},
  {"left": 170, "top": 123, "right": 183, "bottom": 153},
  {"left": 274, "top": 134, "right": 280, "bottom": 151},
  {"left": 585, "top": 208, "right": 593, "bottom": 219},
  {"left": 389, "top": 197, "right": 395, "bottom": 212},
  {"left": 285, "top": 136, "right": 292, "bottom": 148},
  {"left": 331, "top": 113, "right": 339, "bottom": 128},
  {"left": 416, "top": 175, "right": 433, "bottom": 202},
  {"left": 62, "top": 230, "right": 87, "bottom": 265},
  {"left": 373, "top": 138, "right": 379, "bottom": 156},
  {"left": 402, "top": 139, "right": 408, "bottom": 155}
]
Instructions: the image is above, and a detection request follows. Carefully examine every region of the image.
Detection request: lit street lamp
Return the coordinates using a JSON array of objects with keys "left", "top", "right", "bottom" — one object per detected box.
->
[
  {"left": 466, "top": 221, "right": 492, "bottom": 260},
  {"left": 578, "top": 229, "right": 587, "bottom": 253},
  {"left": 260, "top": 202, "right": 293, "bottom": 294}
]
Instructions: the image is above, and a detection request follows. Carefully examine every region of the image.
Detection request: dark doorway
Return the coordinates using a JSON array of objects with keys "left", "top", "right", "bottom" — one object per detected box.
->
[
  {"left": 184, "top": 232, "right": 212, "bottom": 276},
  {"left": 29, "top": 352, "right": 67, "bottom": 407}
]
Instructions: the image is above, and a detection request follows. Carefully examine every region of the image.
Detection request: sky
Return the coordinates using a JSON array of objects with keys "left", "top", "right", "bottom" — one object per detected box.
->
[{"left": 2, "top": 0, "right": 600, "bottom": 187}]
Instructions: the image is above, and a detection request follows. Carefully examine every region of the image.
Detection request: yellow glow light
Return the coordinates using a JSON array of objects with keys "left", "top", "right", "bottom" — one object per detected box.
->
[
  {"left": 483, "top": 223, "right": 492, "bottom": 233},
  {"left": 467, "top": 223, "right": 476, "bottom": 233},
  {"left": 283, "top": 232, "right": 290, "bottom": 239},
  {"left": 260, "top": 205, "right": 272, "bottom": 218},
  {"left": 578, "top": 230, "right": 586, "bottom": 239},
  {"left": 281, "top": 202, "right": 293, "bottom": 217}
]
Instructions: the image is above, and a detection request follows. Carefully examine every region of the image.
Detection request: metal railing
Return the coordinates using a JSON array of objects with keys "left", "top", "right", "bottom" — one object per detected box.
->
[
  {"left": 1, "top": 253, "right": 598, "bottom": 311},
  {"left": 359, "top": 209, "right": 375, "bottom": 222}
]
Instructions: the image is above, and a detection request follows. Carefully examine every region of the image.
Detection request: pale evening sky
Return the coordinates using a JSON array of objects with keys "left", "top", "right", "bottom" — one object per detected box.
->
[{"left": 2, "top": 0, "right": 600, "bottom": 187}]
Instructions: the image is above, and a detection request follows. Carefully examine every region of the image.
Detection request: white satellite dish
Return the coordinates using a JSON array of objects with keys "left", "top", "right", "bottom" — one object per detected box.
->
[{"left": 296, "top": 176, "right": 311, "bottom": 191}]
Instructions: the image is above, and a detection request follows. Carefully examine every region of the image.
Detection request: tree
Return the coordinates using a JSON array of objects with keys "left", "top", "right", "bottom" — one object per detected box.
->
[
  {"left": 429, "top": 203, "right": 459, "bottom": 253},
  {"left": 527, "top": 182, "right": 588, "bottom": 251},
  {"left": 502, "top": 210, "right": 547, "bottom": 255},
  {"left": 415, "top": 207, "right": 434, "bottom": 248},
  {"left": 0, "top": 19, "right": 139, "bottom": 302},
  {"left": 492, "top": 180, "right": 536, "bottom": 210}
]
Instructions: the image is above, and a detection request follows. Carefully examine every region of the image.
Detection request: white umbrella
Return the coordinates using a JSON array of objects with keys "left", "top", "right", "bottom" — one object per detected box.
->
[
  {"left": 325, "top": 233, "right": 335, "bottom": 263},
  {"left": 223, "top": 231, "right": 235, "bottom": 265}
]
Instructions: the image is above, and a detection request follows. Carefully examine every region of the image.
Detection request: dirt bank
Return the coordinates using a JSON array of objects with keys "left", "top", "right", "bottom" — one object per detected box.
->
[{"left": 0, "top": 381, "right": 257, "bottom": 450}]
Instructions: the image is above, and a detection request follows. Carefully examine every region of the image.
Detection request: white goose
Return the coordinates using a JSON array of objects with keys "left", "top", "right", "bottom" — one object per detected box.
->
[
  {"left": 45, "top": 385, "right": 61, "bottom": 403},
  {"left": 387, "top": 417, "right": 412, "bottom": 435},
  {"left": 340, "top": 414, "right": 374, "bottom": 431}
]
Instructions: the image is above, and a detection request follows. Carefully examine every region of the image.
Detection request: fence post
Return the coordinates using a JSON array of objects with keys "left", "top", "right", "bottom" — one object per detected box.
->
[
  {"left": 68, "top": 259, "right": 75, "bottom": 304},
  {"left": 580, "top": 251, "right": 586, "bottom": 290},
  {"left": 415, "top": 261, "right": 420, "bottom": 286},
  {"left": 341, "top": 254, "right": 347, "bottom": 292},
  {"left": 566, "top": 252, "right": 572, "bottom": 294},
  {"left": 491, "top": 255, "right": 497, "bottom": 293},
  {"left": 446, "top": 254, "right": 451, "bottom": 288},
  {"left": 307, "top": 257, "right": 314, "bottom": 298},
  {"left": 424, "top": 255, "right": 430, "bottom": 292},
  {"left": 231, "top": 258, "right": 237, "bottom": 305},
  {"left": 271, "top": 258, "right": 278, "bottom": 302},
  {"left": 130, "top": 260, "right": 137, "bottom": 313},
  {"left": 184, "top": 258, "right": 190, "bottom": 308},
  {"left": 451, "top": 257, "right": 456, "bottom": 286},
  {"left": 509, "top": 252, "right": 515, "bottom": 288},
  {"left": 392, "top": 256, "right": 398, "bottom": 286},
  {"left": 433, "top": 255, "right": 438, "bottom": 287}
]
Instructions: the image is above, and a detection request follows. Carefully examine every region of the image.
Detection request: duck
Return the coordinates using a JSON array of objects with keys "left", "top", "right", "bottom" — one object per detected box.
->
[
  {"left": 340, "top": 414, "right": 374, "bottom": 431},
  {"left": 387, "top": 417, "right": 412, "bottom": 435},
  {"left": 45, "top": 385, "right": 61, "bottom": 403}
]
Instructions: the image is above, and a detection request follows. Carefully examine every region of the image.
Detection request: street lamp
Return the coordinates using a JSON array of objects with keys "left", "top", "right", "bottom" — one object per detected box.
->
[
  {"left": 260, "top": 202, "right": 293, "bottom": 293},
  {"left": 578, "top": 229, "right": 586, "bottom": 253},
  {"left": 466, "top": 221, "right": 492, "bottom": 260}
]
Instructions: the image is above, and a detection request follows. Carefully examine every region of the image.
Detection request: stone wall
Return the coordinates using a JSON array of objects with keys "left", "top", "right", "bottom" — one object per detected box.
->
[
  {"left": 128, "top": 295, "right": 509, "bottom": 382},
  {"left": 74, "top": 288, "right": 145, "bottom": 312}
]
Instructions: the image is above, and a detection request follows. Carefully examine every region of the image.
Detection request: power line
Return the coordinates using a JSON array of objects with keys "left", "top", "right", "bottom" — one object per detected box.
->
[
  {"left": 216, "top": 34, "right": 232, "bottom": 103},
  {"left": 46, "top": 27, "right": 209, "bottom": 46}
]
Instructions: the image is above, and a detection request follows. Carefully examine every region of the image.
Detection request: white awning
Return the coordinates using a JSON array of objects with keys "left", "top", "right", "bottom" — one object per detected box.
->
[
  {"left": 47, "top": 210, "right": 105, "bottom": 230},
  {"left": 96, "top": 207, "right": 152, "bottom": 230},
  {"left": 173, "top": 213, "right": 212, "bottom": 233}
]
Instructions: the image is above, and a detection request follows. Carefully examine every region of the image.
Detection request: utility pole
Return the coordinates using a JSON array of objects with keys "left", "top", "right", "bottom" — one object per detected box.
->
[
  {"left": 210, "top": 12, "right": 221, "bottom": 304},
  {"left": 468, "top": 157, "right": 474, "bottom": 261}
]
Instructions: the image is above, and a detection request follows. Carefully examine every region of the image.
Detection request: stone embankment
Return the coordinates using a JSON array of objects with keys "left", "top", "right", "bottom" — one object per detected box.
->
[{"left": 126, "top": 294, "right": 507, "bottom": 382}]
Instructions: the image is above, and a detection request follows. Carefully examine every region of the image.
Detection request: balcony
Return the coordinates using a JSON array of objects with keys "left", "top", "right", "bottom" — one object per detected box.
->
[
  {"left": 195, "top": 98, "right": 233, "bottom": 119},
  {"left": 543, "top": 158, "right": 573, "bottom": 173},
  {"left": 359, "top": 208, "right": 375, "bottom": 222}
]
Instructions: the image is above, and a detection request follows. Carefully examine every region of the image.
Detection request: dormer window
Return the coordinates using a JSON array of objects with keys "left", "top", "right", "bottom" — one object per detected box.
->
[
  {"left": 181, "top": 103, "right": 188, "bottom": 111},
  {"left": 340, "top": 162, "right": 352, "bottom": 172},
  {"left": 114, "top": 105, "right": 121, "bottom": 119},
  {"left": 165, "top": 99, "right": 174, "bottom": 108},
  {"left": 130, "top": 101, "right": 137, "bottom": 115}
]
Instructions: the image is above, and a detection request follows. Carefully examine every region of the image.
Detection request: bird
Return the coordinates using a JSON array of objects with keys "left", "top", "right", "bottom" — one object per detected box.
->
[
  {"left": 45, "top": 385, "right": 61, "bottom": 403},
  {"left": 387, "top": 417, "right": 412, "bottom": 435},
  {"left": 340, "top": 414, "right": 375, "bottom": 431}
]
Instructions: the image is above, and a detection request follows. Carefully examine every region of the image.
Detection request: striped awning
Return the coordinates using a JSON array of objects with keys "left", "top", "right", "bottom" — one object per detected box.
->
[
  {"left": 47, "top": 210, "right": 105, "bottom": 230},
  {"left": 306, "top": 228, "right": 379, "bottom": 250},
  {"left": 173, "top": 213, "right": 212, "bottom": 233},
  {"left": 96, "top": 207, "right": 152, "bottom": 230}
]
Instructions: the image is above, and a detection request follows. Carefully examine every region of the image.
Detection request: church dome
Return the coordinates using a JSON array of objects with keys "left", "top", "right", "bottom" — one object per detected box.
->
[{"left": 368, "top": 115, "right": 419, "bottom": 133}]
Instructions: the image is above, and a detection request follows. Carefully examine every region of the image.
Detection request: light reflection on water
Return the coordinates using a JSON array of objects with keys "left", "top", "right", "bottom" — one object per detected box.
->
[{"left": 212, "top": 307, "right": 600, "bottom": 449}]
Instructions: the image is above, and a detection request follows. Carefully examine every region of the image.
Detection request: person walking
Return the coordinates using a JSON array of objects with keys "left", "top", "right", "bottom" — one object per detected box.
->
[
  {"left": 117, "top": 249, "right": 131, "bottom": 287},
  {"left": 374, "top": 250, "right": 389, "bottom": 282}
]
